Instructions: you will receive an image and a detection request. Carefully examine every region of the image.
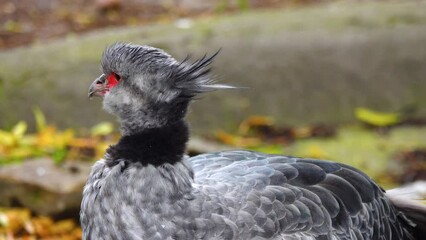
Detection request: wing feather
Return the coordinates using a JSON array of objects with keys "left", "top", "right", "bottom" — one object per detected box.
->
[{"left": 188, "top": 150, "right": 412, "bottom": 239}]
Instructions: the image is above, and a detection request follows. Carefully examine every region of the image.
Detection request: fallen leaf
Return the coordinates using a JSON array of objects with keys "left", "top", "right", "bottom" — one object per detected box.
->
[{"left": 355, "top": 107, "right": 401, "bottom": 127}]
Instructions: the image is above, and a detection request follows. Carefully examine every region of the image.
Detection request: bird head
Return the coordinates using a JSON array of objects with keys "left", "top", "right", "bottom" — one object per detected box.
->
[{"left": 88, "top": 43, "right": 230, "bottom": 134}]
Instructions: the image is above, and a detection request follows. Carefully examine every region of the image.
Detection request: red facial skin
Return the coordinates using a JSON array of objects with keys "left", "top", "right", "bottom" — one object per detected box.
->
[{"left": 102, "top": 73, "right": 120, "bottom": 95}]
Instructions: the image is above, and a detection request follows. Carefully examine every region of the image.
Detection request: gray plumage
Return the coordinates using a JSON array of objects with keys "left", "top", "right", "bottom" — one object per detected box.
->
[{"left": 81, "top": 43, "right": 421, "bottom": 240}]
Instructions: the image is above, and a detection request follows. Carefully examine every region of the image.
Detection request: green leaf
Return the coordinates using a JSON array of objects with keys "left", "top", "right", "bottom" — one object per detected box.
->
[
  {"left": 52, "top": 148, "right": 68, "bottom": 165},
  {"left": 355, "top": 107, "right": 401, "bottom": 127},
  {"left": 215, "top": 0, "right": 229, "bottom": 13},
  {"left": 237, "top": 0, "right": 249, "bottom": 11},
  {"left": 250, "top": 144, "right": 284, "bottom": 155},
  {"left": 3, "top": 20, "right": 22, "bottom": 33}
]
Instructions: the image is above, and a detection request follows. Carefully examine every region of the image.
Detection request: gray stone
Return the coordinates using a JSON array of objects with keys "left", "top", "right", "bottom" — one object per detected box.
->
[{"left": 0, "top": 159, "right": 92, "bottom": 216}]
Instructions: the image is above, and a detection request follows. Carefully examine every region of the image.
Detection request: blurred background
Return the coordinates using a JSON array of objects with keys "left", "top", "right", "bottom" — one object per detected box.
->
[{"left": 0, "top": 0, "right": 426, "bottom": 239}]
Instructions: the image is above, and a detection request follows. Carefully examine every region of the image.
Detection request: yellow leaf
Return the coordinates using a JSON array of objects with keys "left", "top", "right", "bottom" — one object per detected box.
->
[
  {"left": 355, "top": 107, "right": 401, "bottom": 127},
  {"left": 293, "top": 127, "right": 311, "bottom": 139},
  {"left": 31, "top": 216, "right": 54, "bottom": 237},
  {"left": 238, "top": 115, "right": 274, "bottom": 135},
  {"left": 33, "top": 107, "right": 47, "bottom": 132},
  {"left": 306, "top": 145, "right": 328, "bottom": 159},
  {"left": 90, "top": 122, "right": 114, "bottom": 136},
  {"left": 11, "top": 121, "right": 27, "bottom": 139},
  {"left": 0, "top": 130, "right": 14, "bottom": 146},
  {"left": 0, "top": 208, "right": 31, "bottom": 233},
  {"left": 215, "top": 130, "right": 261, "bottom": 147},
  {"left": 95, "top": 142, "right": 112, "bottom": 159},
  {"left": 50, "top": 219, "right": 75, "bottom": 235},
  {"left": 20, "top": 135, "right": 37, "bottom": 146},
  {"left": 251, "top": 145, "right": 284, "bottom": 155},
  {"left": 53, "top": 129, "right": 75, "bottom": 149},
  {"left": 36, "top": 126, "right": 57, "bottom": 148},
  {"left": 36, "top": 126, "right": 75, "bottom": 151},
  {"left": 9, "top": 147, "right": 33, "bottom": 159}
]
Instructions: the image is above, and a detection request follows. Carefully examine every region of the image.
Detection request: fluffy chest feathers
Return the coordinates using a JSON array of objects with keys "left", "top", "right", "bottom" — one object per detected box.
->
[{"left": 81, "top": 159, "right": 195, "bottom": 240}]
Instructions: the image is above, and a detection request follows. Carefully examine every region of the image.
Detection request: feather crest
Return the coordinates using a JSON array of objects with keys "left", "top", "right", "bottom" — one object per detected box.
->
[{"left": 172, "top": 50, "right": 235, "bottom": 98}]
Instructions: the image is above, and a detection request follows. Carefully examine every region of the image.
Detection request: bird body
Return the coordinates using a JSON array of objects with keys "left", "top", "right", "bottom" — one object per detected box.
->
[
  {"left": 81, "top": 43, "right": 424, "bottom": 239},
  {"left": 81, "top": 148, "right": 413, "bottom": 239}
]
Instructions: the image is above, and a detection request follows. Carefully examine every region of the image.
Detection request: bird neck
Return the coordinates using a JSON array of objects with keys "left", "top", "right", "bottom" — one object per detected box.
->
[{"left": 105, "top": 120, "right": 188, "bottom": 167}]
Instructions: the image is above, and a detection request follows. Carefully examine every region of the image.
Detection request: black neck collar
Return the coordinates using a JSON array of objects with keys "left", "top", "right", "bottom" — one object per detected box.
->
[{"left": 105, "top": 120, "right": 188, "bottom": 167}]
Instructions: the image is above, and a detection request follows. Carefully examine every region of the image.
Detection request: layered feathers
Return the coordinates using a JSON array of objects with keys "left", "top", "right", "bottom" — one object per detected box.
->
[{"left": 82, "top": 150, "right": 416, "bottom": 239}]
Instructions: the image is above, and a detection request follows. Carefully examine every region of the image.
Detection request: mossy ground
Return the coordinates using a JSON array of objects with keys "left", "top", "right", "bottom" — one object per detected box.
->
[{"left": 251, "top": 125, "right": 426, "bottom": 189}]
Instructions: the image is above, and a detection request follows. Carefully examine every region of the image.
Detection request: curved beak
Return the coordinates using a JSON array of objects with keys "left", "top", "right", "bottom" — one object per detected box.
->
[{"left": 88, "top": 74, "right": 106, "bottom": 98}]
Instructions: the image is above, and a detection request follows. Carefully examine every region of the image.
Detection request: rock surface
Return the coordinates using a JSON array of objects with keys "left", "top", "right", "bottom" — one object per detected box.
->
[
  {"left": 0, "top": 1, "right": 426, "bottom": 133},
  {"left": 0, "top": 159, "right": 92, "bottom": 217}
]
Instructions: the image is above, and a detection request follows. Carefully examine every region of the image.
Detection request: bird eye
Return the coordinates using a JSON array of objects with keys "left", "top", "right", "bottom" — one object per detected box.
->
[{"left": 114, "top": 73, "right": 121, "bottom": 81}]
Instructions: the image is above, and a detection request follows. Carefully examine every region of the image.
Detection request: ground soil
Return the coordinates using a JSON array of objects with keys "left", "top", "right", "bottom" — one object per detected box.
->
[{"left": 0, "top": 0, "right": 313, "bottom": 50}]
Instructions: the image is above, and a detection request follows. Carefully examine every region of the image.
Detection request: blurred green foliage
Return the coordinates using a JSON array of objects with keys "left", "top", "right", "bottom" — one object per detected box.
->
[{"left": 0, "top": 107, "right": 116, "bottom": 165}]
